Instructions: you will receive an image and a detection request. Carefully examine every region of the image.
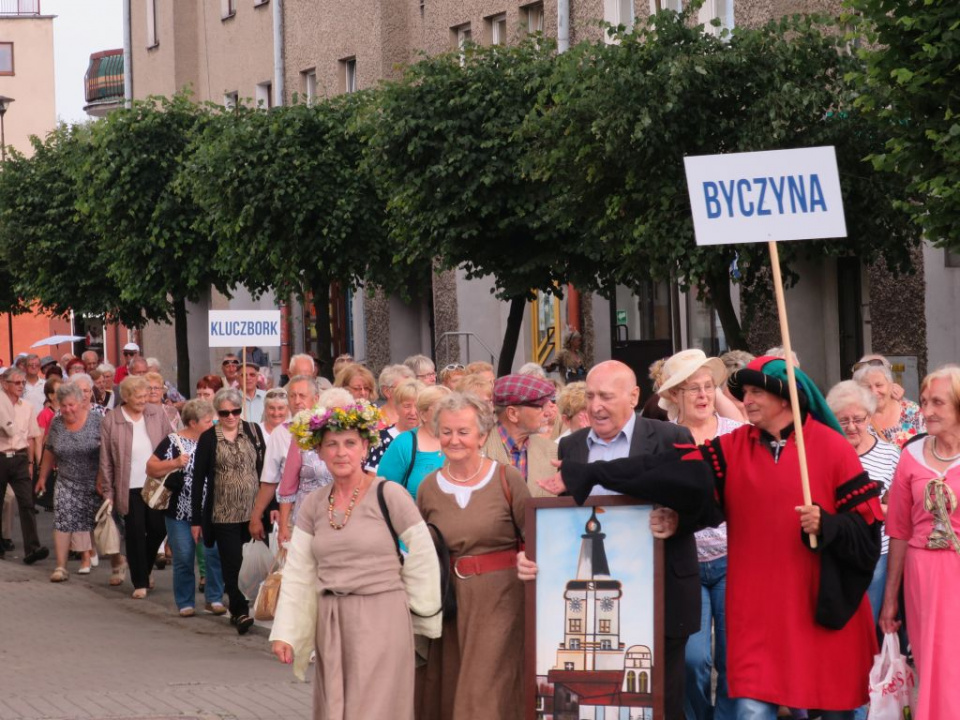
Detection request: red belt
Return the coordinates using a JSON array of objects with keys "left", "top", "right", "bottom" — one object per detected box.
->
[{"left": 452, "top": 548, "right": 518, "bottom": 579}]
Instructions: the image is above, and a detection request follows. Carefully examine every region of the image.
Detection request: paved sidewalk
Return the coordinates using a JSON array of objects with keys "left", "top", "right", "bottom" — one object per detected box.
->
[{"left": 0, "top": 511, "right": 312, "bottom": 720}]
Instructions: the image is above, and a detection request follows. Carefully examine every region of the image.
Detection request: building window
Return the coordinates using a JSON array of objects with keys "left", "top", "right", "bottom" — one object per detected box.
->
[
  {"left": 224, "top": 91, "right": 239, "bottom": 109},
  {"left": 146, "top": 0, "right": 158, "bottom": 47},
  {"left": 703, "top": 0, "right": 734, "bottom": 35},
  {"left": 221, "top": 0, "right": 236, "bottom": 20},
  {"left": 522, "top": 2, "right": 544, "bottom": 33},
  {"left": 256, "top": 82, "right": 273, "bottom": 108},
  {"left": 599, "top": 619, "right": 611, "bottom": 633},
  {"left": 0, "top": 43, "right": 12, "bottom": 75},
  {"left": 604, "top": 0, "right": 635, "bottom": 41},
  {"left": 564, "top": 662, "right": 575, "bottom": 671},
  {"left": 652, "top": 0, "right": 683, "bottom": 11},
  {"left": 569, "top": 638, "right": 581, "bottom": 649},
  {"left": 452, "top": 23, "right": 472, "bottom": 63},
  {"left": 487, "top": 13, "right": 507, "bottom": 45},
  {"left": 339, "top": 58, "right": 357, "bottom": 94},
  {"left": 568, "top": 619, "right": 581, "bottom": 632},
  {"left": 302, "top": 69, "right": 317, "bottom": 104},
  {"left": 601, "top": 639, "right": 612, "bottom": 649}
]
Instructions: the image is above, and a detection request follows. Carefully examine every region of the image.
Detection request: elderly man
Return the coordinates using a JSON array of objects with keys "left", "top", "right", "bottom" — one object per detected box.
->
[
  {"left": 547, "top": 357, "right": 882, "bottom": 719},
  {"left": 248, "top": 375, "right": 318, "bottom": 543},
  {"left": 240, "top": 363, "right": 266, "bottom": 423},
  {"left": 287, "top": 353, "right": 317, "bottom": 379},
  {"left": 81, "top": 350, "right": 100, "bottom": 374},
  {"left": 21, "top": 354, "right": 46, "bottom": 413},
  {"left": 113, "top": 342, "right": 140, "bottom": 383},
  {"left": 482, "top": 374, "right": 558, "bottom": 497},
  {"left": 220, "top": 353, "right": 241, "bottom": 389},
  {"left": 0, "top": 368, "right": 48, "bottom": 564}
]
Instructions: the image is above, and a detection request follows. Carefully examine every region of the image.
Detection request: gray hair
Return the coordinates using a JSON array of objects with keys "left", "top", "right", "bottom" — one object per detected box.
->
[
  {"left": 213, "top": 387, "right": 243, "bottom": 410},
  {"left": 317, "top": 377, "right": 333, "bottom": 391},
  {"left": 81, "top": 350, "right": 99, "bottom": 362},
  {"left": 70, "top": 373, "right": 94, "bottom": 390},
  {"left": 24, "top": 353, "right": 39, "bottom": 363},
  {"left": 97, "top": 362, "right": 116, "bottom": 374},
  {"left": 432, "top": 392, "right": 496, "bottom": 437},
  {"left": 145, "top": 357, "right": 162, "bottom": 371},
  {"left": 181, "top": 398, "right": 215, "bottom": 426},
  {"left": 379, "top": 364, "right": 415, "bottom": 394},
  {"left": 403, "top": 354, "right": 435, "bottom": 377},
  {"left": 764, "top": 346, "right": 800, "bottom": 367},
  {"left": 853, "top": 364, "right": 893, "bottom": 385},
  {"left": 288, "top": 353, "right": 316, "bottom": 374},
  {"left": 2, "top": 367, "right": 24, "bottom": 381},
  {"left": 518, "top": 362, "right": 548, "bottom": 379},
  {"left": 56, "top": 382, "right": 86, "bottom": 406},
  {"left": 318, "top": 387, "right": 355, "bottom": 409},
  {"left": 826, "top": 380, "right": 876, "bottom": 417},
  {"left": 286, "top": 375, "right": 319, "bottom": 397}
]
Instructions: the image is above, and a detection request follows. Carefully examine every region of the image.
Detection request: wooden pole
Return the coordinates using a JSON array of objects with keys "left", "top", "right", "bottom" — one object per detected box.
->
[
  {"left": 767, "top": 241, "right": 817, "bottom": 549},
  {"left": 241, "top": 346, "right": 248, "bottom": 422}
]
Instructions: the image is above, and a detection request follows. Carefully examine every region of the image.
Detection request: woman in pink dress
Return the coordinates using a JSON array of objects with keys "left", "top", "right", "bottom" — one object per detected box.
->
[{"left": 881, "top": 366, "right": 960, "bottom": 720}]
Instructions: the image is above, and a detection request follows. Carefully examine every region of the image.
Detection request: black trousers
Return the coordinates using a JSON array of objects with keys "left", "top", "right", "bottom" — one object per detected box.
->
[
  {"left": 0, "top": 454, "right": 40, "bottom": 554},
  {"left": 665, "top": 635, "right": 688, "bottom": 720},
  {"left": 210, "top": 522, "right": 251, "bottom": 619},
  {"left": 125, "top": 490, "right": 167, "bottom": 589}
]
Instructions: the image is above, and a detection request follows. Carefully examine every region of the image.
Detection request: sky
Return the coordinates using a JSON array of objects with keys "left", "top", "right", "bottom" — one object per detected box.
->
[{"left": 46, "top": 0, "right": 123, "bottom": 124}]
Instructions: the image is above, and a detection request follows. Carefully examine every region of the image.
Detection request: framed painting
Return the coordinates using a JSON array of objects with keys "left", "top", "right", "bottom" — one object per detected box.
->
[{"left": 525, "top": 496, "right": 665, "bottom": 720}]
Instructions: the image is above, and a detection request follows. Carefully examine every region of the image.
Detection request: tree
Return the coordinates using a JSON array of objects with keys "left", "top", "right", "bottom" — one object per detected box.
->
[
  {"left": 80, "top": 94, "right": 230, "bottom": 391},
  {"left": 365, "top": 41, "right": 604, "bottom": 376},
  {"left": 0, "top": 125, "right": 152, "bottom": 328},
  {"left": 845, "top": 0, "right": 960, "bottom": 247},
  {"left": 185, "top": 94, "right": 398, "bottom": 372},
  {"left": 523, "top": 11, "right": 919, "bottom": 348}
]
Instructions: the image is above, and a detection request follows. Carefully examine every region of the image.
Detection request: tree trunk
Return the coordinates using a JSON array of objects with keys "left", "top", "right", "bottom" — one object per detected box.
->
[
  {"left": 173, "top": 296, "right": 191, "bottom": 394},
  {"left": 704, "top": 271, "right": 746, "bottom": 351},
  {"left": 313, "top": 284, "right": 333, "bottom": 378},
  {"left": 497, "top": 296, "right": 527, "bottom": 377}
]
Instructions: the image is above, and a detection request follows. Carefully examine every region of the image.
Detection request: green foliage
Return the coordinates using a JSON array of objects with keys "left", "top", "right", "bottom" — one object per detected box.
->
[
  {"left": 0, "top": 126, "right": 147, "bottom": 324},
  {"left": 845, "top": 0, "right": 960, "bottom": 247}
]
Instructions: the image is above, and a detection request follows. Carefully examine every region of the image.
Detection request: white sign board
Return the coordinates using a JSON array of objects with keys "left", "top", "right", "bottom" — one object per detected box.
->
[
  {"left": 208, "top": 310, "right": 282, "bottom": 348},
  {"left": 684, "top": 146, "right": 847, "bottom": 246}
]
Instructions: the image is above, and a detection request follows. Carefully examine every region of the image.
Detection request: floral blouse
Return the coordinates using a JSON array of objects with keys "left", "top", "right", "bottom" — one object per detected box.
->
[{"left": 875, "top": 399, "right": 926, "bottom": 448}]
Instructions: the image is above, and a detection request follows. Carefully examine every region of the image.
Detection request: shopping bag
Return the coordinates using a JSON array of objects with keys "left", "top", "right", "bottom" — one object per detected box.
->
[
  {"left": 253, "top": 549, "right": 286, "bottom": 621},
  {"left": 867, "top": 633, "right": 918, "bottom": 720},
  {"left": 238, "top": 538, "right": 275, "bottom": 601},
  {"left": 93, "top": 499, "right": 121, "bottom": 556}
]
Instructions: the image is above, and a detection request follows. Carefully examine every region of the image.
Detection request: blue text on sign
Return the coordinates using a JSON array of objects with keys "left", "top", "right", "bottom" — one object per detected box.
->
[
  {"left": 210, "top": 321, "right": 280, "bottom": 337},
  {"left": 702, "top": 174, "right": 828, "bottom": 220}
]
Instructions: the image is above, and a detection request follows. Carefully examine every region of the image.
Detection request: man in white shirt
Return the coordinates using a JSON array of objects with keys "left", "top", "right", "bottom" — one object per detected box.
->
[{"left": 21, "top": 355, "right": 46, "bottom": 413}]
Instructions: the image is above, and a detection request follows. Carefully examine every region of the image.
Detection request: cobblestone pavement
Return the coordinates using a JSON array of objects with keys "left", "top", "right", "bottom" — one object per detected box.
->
[{"left": 0, "top": 509, "right": 311, "bottom": 720}]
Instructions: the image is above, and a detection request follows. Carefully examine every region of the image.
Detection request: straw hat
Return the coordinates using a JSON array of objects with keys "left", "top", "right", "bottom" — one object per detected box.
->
[{"left": 657, "top": 349, "right": 727, "bottom": 412}]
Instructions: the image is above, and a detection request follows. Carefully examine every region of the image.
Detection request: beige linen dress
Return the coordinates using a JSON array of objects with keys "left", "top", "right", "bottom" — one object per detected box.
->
[
  {"left": 416, "top": 463, "right": 529, "bottom": 720},
  {"left": 280, "top": 478, "right": 438, "bottom": 720}
]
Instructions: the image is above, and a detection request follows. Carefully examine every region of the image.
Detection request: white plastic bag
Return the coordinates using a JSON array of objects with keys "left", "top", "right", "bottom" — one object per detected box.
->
[
  {"left": 868, "top": 633, "right": 918, "bottom": 720},
  {"left": 238, "top": 539, "right": 275, "bottom": 601}
]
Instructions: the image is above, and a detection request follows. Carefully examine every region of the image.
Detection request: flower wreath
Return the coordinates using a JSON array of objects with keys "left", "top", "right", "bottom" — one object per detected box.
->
[{"left": 289, "top": 400, "right": 383, "bottom": 452}]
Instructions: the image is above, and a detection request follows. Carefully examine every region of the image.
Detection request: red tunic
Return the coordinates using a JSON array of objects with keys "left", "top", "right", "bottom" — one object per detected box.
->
[{"left": 715, "top": 417, "right": 878, "bottom": 710}]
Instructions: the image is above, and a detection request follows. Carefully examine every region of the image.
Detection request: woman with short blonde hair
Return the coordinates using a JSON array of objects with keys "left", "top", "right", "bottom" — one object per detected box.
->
[
  {"left": 378, "top": 385, "right": 451, "bottom": 497},
  {"left": 334, "top": 363, "right": 377, "bottom": 402}
]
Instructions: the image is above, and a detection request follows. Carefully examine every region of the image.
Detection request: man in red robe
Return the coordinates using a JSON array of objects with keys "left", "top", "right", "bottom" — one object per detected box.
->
[{"left": 543, "top": 357, "right": 882, "bottom": 719}]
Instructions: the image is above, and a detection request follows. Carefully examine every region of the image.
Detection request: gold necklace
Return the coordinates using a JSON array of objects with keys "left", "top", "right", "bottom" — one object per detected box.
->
[
  {"left": 445, "top": 458, "right": 486, "bottom": 484},
  {"left": 328, "top": 485, "right": 362, "bottom": 530},
  {"left": 931, "top": 437, "right": 960, "bottom": 463}
]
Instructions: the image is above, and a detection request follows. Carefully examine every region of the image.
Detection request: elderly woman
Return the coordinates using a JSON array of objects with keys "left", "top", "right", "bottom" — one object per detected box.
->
[
  {"left": 65, "top": 358, "right": 86, "bottom": 377},
  {"left": 377, "top": 364, "right": 416, "bottom": 427},
  {"left": 404, "top": 354, "right": 437, "bottom": 385},
  {"left": 98, "top": 376, "right": 170, "bottom": 597},
  {"left": 71, "top": 373, "right": 106, "bottom": 417},
  {"left": 195, "top": 374, "right": 223, "bottom": 402},
  {"left": 367, "top": 378, "right": 422, "bottom": 472},
  {"left": 334, "top": 363, "right": 377, "bottom": 402},
  {"left": 655, "top": 349, "right": 742, "bottom": 720},
  {"left": 439, "top": 363, "right": 466, "bottom": 390},
  {"left": 880, "top": 366, "right": 960, "bottom": 720},
  {"left": 417, "top": 392, "right": 529, "bottom": 720},
  {"left": 145, "top": 371, "right": 182, "bottom": 432},
  {"left": 270, "top": 400, "right": 441, "bottom": 719},
  {"left": 259, "top": 387, "right": 290, "bottom": 438},
  {"left": 555, "top": 380, "right": 588, "bottom": 440},
  {"left": 146, "top": 399, "right": 226, "bottom": 618},
  {"left": 463, "top": 361, "right": 495, "bottom": 384},
  {"left": 377, "top": 384, "right": 450, "bottom": 498},
  {"left": 854, "top": 357, "right": 925, "bottom": 447},
  {"left": 192, "top": 387, "right": 266, "bottom": 634},
  {"left": 95, "top": 363, "right": 116, "bottom": 409},
  {"left": 35, "top": 382, "right": 103, "bottom": 581},
  {"left": 455, "top": 374, "right": 494, "bottom": 407},
  {"left": 826, "top": 381, "right": 900, "bottom": 625}
]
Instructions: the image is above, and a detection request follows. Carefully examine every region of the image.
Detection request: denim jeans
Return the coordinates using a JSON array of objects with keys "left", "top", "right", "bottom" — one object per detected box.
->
[
  {"left": 735, "top": 699, "right": 853, "bottom": 720},
  {"left": 685, "top": 555, "right": 734, "bottom": 720},
  {"left": 165, "top": 517, "right": 224, "bottom": 610}
]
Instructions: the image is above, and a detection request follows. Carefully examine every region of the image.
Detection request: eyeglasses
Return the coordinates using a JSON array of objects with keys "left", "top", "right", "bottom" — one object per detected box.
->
[
  {"left": 4, "top": 380, "right": 25, "bottom": 386},
  {"left": 217, "top": 408, "right": 243, "bottom": 418},
  {"left": 148, "top": 386, "right": 163, "bottom": 392},
  {"left": 852, "top": 358, "right": 888, "bottom": 373},
  {"left": 417, "top": 372, "right": 437, "bottom": 379},
  {"left": 265, "top": 390, "right": 287, "bottom": 400},
  {"left": 837, "top": 416, "right": 868, "bottom": 427},
  {"left": 679, "top": 383, "right": 716, "bottom": 395}
]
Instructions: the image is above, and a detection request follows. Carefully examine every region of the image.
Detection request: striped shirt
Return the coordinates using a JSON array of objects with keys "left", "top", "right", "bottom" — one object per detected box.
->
[{"left": 859, "top": 437, "right": 900, "bottom": 555}]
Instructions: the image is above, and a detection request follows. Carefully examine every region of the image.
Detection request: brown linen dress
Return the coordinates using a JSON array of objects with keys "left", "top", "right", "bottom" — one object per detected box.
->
[
  {"left": 296, "top": 478, "right": 423, "bottom": 720},
  {"left": 416, "top": 463, "right": 529, "bottom": 720}
]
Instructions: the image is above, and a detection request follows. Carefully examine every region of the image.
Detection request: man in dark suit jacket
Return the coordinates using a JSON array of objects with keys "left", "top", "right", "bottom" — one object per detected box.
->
[{"left": 556, "top": 360, "right": 698, "bottom": 720}]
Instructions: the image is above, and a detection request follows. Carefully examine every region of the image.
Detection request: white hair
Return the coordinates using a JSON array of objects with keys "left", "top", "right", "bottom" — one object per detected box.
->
[
  {"left": 145, "top": 357, "right": 162, "bottom": 371},
  {"left": 317, "top": 387, "right": 355, "bottom": 409},
  {"left": 288, "top": 353, "right": 315, "bottom": 374},
  {"left": 97, "top": 362, "right": 116, "bottom": 374},
  {"left": 764, "top": 346, "right": 801, "bottom": 367},
  {"left": 853, "top": 364, "right": 893, "bottom": 385},
  {"left": 518, "top": 362, "right": 547, "bottom": 379},
  {"left": 826, "top": 380, "right": 877, "bottom": 416}
]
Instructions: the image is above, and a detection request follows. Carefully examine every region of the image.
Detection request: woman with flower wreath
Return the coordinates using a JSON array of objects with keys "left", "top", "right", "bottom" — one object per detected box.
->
[{"left": 270, "top": 399, "right": 441, "bottom": 720}]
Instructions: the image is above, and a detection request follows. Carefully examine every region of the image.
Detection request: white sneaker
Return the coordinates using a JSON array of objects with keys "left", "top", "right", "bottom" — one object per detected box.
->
[{"left": 90, "top": 554, "right": 100, "bottom": 568}]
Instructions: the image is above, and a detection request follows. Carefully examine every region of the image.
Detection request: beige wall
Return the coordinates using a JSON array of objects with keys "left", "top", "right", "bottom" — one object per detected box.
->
[{"left": 0, "top": 16, "right": 56, "bottom": 158}]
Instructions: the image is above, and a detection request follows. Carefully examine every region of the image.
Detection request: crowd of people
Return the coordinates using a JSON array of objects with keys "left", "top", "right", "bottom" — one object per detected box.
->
[{"left": 0, "top": 340, "right": 955, "bottom": 720}]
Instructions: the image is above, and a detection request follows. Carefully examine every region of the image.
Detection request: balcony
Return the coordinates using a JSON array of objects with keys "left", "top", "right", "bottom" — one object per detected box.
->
[
  {"left": 0, "top": 0, "right": 42, "bottom": 15},
  {"left": 84, "top": 49, "right": 124, "bottom": 118}
]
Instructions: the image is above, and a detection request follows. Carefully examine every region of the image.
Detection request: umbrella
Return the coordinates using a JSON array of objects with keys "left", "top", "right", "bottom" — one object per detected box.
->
[{"left": 30, "top": 335, "right": 85, "bottom": 348}]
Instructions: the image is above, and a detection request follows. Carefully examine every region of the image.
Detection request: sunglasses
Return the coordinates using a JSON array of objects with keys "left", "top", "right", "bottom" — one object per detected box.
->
[
  {"left": 122, "top": 351, "right": 137, "bottom": 356},
  {"left": 851, "top": 358, "right": 888, "bottom": 373},
  {"left": 265, "top": 390, "right": 287, "bottom": 400},
  {"left": 217, "top": 408, "right": 243, "bottom": 418}
]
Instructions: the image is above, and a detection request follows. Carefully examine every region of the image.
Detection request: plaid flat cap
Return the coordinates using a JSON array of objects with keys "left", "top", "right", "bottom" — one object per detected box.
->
[{"left": 493, "top": 374, "right": 555, "bottom": 407}]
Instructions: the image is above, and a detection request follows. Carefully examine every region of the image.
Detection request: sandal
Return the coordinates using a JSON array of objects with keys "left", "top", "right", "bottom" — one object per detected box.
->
[
  {"left": 131, "top": 588, "right": 148, "bottom": 599},
  {"left": 49, "top": 567, "right": 69, "bottom": 583},
  {"left": 109, "top": 562, "right": 127, "bottom": 586}
]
